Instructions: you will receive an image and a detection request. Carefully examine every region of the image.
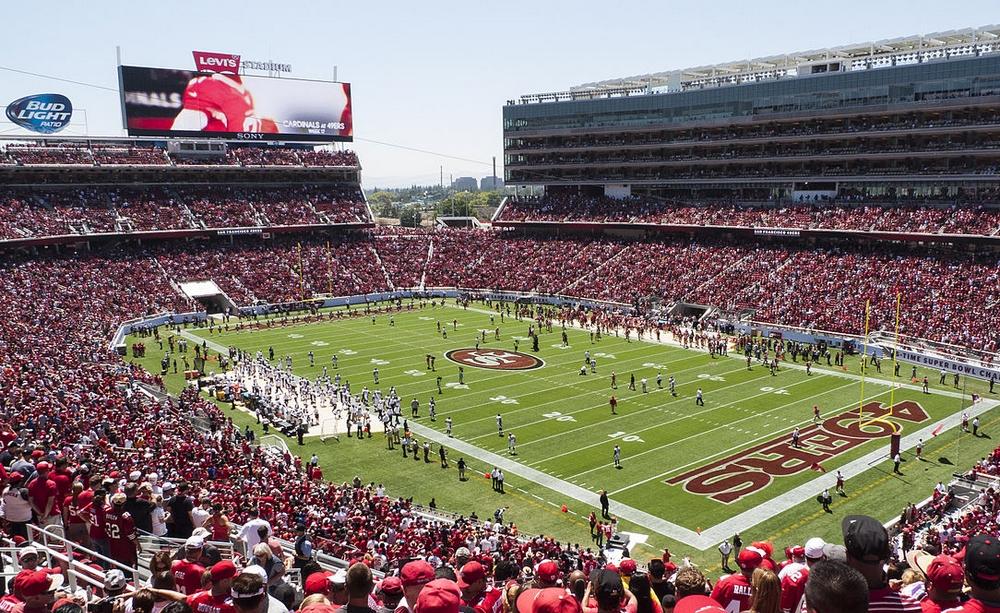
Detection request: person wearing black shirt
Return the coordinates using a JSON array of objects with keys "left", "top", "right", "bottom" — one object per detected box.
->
[
  {"left": 166, "top": 483, "right": 195, "bottom": 538},
  {"left": 123, "top": 483, "right": 157, "bottom": 535}
]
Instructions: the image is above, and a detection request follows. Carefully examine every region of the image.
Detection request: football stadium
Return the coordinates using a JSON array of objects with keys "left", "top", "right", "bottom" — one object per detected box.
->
[{"left": 2, "top": 8, "right": 1000, "bottom": 613}]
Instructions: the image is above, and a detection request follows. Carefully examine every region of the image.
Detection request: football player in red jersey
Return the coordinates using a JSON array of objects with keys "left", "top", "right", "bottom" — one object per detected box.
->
[
  {"left": 171, "top": 74, "right": 278, "bottom": 135},
  {"left": 104, "top": 493, "right": 140, "bottom": 568},
  {"left": 711, "top": 547, "right": 764, "bottom": 612}
]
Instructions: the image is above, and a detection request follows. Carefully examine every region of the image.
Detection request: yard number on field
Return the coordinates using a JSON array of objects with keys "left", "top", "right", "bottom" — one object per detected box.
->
[
  {"left": 542, "top": 411, "right": 576, "bottom": 422},
  {"left": 608, "top": 431, "right": 644, "bottom": 443}
]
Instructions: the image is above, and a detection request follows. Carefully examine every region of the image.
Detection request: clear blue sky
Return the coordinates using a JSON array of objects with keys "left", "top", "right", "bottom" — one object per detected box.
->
[{"left": 1, "top": 1, "right": 998, "bottom": 187}]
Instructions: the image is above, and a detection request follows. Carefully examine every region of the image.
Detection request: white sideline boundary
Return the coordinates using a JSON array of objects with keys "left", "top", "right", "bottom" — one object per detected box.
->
[{"left": 177, "top": 312, "right": 1000, "bottom": 550}]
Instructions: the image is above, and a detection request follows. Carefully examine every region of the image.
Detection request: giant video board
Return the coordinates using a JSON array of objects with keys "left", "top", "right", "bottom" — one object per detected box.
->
[{"left": 119, "top": 65, "right": 352, "bottom": 142}]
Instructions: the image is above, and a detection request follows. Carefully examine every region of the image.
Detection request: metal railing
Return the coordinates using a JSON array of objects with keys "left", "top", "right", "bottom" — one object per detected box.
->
[{"left": 27, "top": 524, "right": 142, "bottom": 591}]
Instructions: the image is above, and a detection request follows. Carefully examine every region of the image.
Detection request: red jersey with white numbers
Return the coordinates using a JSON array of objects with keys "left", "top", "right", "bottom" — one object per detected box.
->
[{"left": 710, "top": 573, "right": 753, "bottom": 613}]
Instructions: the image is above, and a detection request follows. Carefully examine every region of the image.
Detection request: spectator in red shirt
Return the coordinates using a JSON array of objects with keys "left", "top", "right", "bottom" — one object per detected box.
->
[
  {"left": 458, "top": 562, "right": 502, "bottom": 613},
  {"left": 947, "top": 535, "right": 1000, "bottom": 613},
  {"left": 172, "top": 536, "right": 208, "bottom": 596},
  {"left": 26, "top": 462, "right": 60, "bottom": 528},
  {"left": 397, "top": 561, "right": 435, "bottom": 613},
  {"left": 11, "top": 570, "right": 63, "bottom": 613},
  {"left": 415, "top": 579, "right": 462, "bottom": 613},
  {"left": 79, "top": 489, "right": 109, "bottom": 559},
  {"left": 710, "top": 548, "right": 763, "bottom": 612},
  {"left": 187, "top": 560, "right": 237, "bottom": 613},
  {"left": 104, "top": 493, "right": 140, "bottom": 570},
  {"left": 904, "top": 551, "right": 964, "bottom": 613},
  {"left": 62, "top": 481, "right": 93, "bottom": 547}
]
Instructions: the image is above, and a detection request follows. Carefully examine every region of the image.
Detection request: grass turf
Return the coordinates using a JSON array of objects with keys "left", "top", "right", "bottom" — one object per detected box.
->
[{"left": 125, "top": 300, "right": 999, "bottom": 569}]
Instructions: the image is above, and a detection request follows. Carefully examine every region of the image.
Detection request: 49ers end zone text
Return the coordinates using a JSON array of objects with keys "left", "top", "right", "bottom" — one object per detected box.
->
[
  {"left": 445, "top": 348, "right": 544, "bottom": 371},
  {"left": 667, "top": 400, "right": 930, "bottom": 504}
]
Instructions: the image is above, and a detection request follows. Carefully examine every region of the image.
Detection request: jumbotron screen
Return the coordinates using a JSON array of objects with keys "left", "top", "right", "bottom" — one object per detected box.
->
[{"left": 118, "top": 65, "right": 353, "bottom": 142}]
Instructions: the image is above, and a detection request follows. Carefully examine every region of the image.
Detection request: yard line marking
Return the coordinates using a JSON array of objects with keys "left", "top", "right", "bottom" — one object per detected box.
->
[
  {"left": 505, "top": 365, "right": 815, "bottom": 448},
  {"left": 557, "top": 378, "right": 853, "bottom": 478}
]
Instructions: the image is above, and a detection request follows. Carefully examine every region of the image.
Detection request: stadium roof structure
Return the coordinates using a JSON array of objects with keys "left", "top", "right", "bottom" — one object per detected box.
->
[{"left": 513, "top": 25, "right": 1000, "bottom": 104}]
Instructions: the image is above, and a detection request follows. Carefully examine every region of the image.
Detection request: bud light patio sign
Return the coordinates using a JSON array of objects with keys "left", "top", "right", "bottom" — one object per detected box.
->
[{"left": 6, "top": 94, "right": 73, "bottom": 134}]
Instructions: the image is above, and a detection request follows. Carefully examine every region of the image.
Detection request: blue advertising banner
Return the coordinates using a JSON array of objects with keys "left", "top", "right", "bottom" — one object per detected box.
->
[{"left": 5, "top": 94, "right": 73, "bottom": 134}]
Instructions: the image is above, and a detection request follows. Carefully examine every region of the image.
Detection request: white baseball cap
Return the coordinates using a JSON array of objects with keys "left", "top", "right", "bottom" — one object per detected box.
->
[{"left": 805, "top": 537, "right": 827, "bottom": 559}]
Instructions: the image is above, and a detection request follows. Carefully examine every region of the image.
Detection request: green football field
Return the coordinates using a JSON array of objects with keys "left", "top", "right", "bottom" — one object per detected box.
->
[{"left": 126, "top": 300, "right": 1000, "bottom": 569}]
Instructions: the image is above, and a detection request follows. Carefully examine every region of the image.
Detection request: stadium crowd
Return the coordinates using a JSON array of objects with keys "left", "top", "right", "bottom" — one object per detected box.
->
[
  {"left": 498, "top": 195, "right": 1000, "bottom": 237},
  {"left": 0, "top": 227, "right": 998, "bottom": 613},
  {"left": 0, "top": 185, "right": 370, "bottom": 238},
  {"left": 0, "top": 143, "right": 360, "bottom": 168}
]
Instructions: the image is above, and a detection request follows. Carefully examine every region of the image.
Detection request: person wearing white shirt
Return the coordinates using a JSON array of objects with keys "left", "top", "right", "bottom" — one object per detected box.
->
[{"left": 238, "top": 510, "right": 272, "bottom": 554}]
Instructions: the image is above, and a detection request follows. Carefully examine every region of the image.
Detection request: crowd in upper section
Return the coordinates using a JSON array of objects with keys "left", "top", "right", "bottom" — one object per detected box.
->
[
  {"left": 0, "top": 143, "right": 360, "bottom": 167},
  {"left": 0, "top": 185, "right": 370, "bottom": 239},
  {"left": 496, "top": 194, "right": 1000, "bottom": 237}
]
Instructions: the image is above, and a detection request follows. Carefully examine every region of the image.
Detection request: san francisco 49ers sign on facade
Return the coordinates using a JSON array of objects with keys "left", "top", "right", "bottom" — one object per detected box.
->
[{"left": 445, "top": 349, "right": 544, "bottom": 371}]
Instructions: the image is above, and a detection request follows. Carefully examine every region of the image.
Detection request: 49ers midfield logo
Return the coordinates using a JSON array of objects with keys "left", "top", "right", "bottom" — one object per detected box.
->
[
  {"left": 445, "top": 348, "right": 544, "bottom": 371},
  {"left": 668, "top": 400, "right": 930, "bottom": 504}
]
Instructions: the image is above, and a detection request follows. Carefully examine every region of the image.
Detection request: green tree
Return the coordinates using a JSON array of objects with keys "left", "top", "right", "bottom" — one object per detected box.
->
[
  {"left": 436, "top": 191, "right": 477, "bottom": 217},
  {"left": 399, "top": 205, "right": 422, "bottom": 227}
]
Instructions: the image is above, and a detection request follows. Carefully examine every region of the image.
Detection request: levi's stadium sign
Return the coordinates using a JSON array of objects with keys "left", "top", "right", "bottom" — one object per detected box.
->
[
  {"left": 6, "top": 94, "right": 72, "bottom": 134},
  {"left": 445, "top": 349, "right": 544, "bottom": 371},
  {"left": 192, "top": 50, "right": 291, "bottom": 74}
]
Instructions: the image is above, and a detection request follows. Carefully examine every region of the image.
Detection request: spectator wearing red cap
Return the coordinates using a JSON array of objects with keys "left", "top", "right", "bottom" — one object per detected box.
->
[
  {"left": 14, "top": 570, "right": 63, "bottom": 613},
  {"left": 710, "top": 547, "right": 763, "bottom": 612},
  {"left": 396, "top": 561, "right": 435, "bottom": 613},
  {"left": 904, "top": 551, "right": 963, "bottom": 613},
  {"left": 841, "top": 516, "right": 921, "bottom": 612},
  {"left": 304, "top": 571, "right": 335, "bottom": 600},
  {"left": 27, "top": 463, "right": 60, "bottom": 528},
  {"left": 947, "top": 534, "right": 1000, "bottom": 612},
  {"left": 457, "top": 562, "right": 501, "bottom": 613},
  {"left": 516, "top": 588, "right": 582, "bottom": 613},
  {"left": 672, "top": 595, "right": 724, "bottom": 613},
  {"left": 414, "top": 579, "right": 462, "bottom": 613},
  {"left": 378, "top": 578, "right": 404, "bottom": 612},
  {"left": 186, "top": 560, "right": 237, "bottom": 613},
  {"left": 535, "top": 562, "right": 561, "bottom": 589}
]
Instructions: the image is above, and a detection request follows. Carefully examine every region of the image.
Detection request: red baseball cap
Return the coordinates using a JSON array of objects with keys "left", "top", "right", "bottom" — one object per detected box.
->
[
  {"left": 618, "top": 559, "right": 637, "bottom": 576},
  {"left": 791, "top": 546, "right": 805, "bottom": 558},
  {"left": 907, "top": 550, "right": 964, "bottom": 593},
  {"left": 210, "top": 561, "right": 237, "bottom": 582},
  {"left": 401, "top": 560, "right": 436, "bottom": 587},
  {"left": 19, "top": 571, "right": 63, "bottom": 597},
  {"left": 414, "top": 579, "right": 462, "bottom": 613},
  {"left": 35, "top": 461, "right": 51, "bottom": 472},
  {"left": 674, "top": 595, "right": 726, "bottom": 613},
  {"left": 516, "top": 588, "right": 582, "bottom": 613},
  {"left": 304, "top": 571, "right": 333, "bottom": 595},
  {"left": 926, "top": 555, "right": 965, "bottom": 593},
  {"left": 457, "top": 561, "right": 486, "bottom": 589},
  {"left": 379, "top": 577, "right": 403, "bottom": 595},
  {"left": 737, "top": 548, "right": 764, "bottom": 571},
  {"left": 536, "top": 561, "right": 560, "bottom": 583}
]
